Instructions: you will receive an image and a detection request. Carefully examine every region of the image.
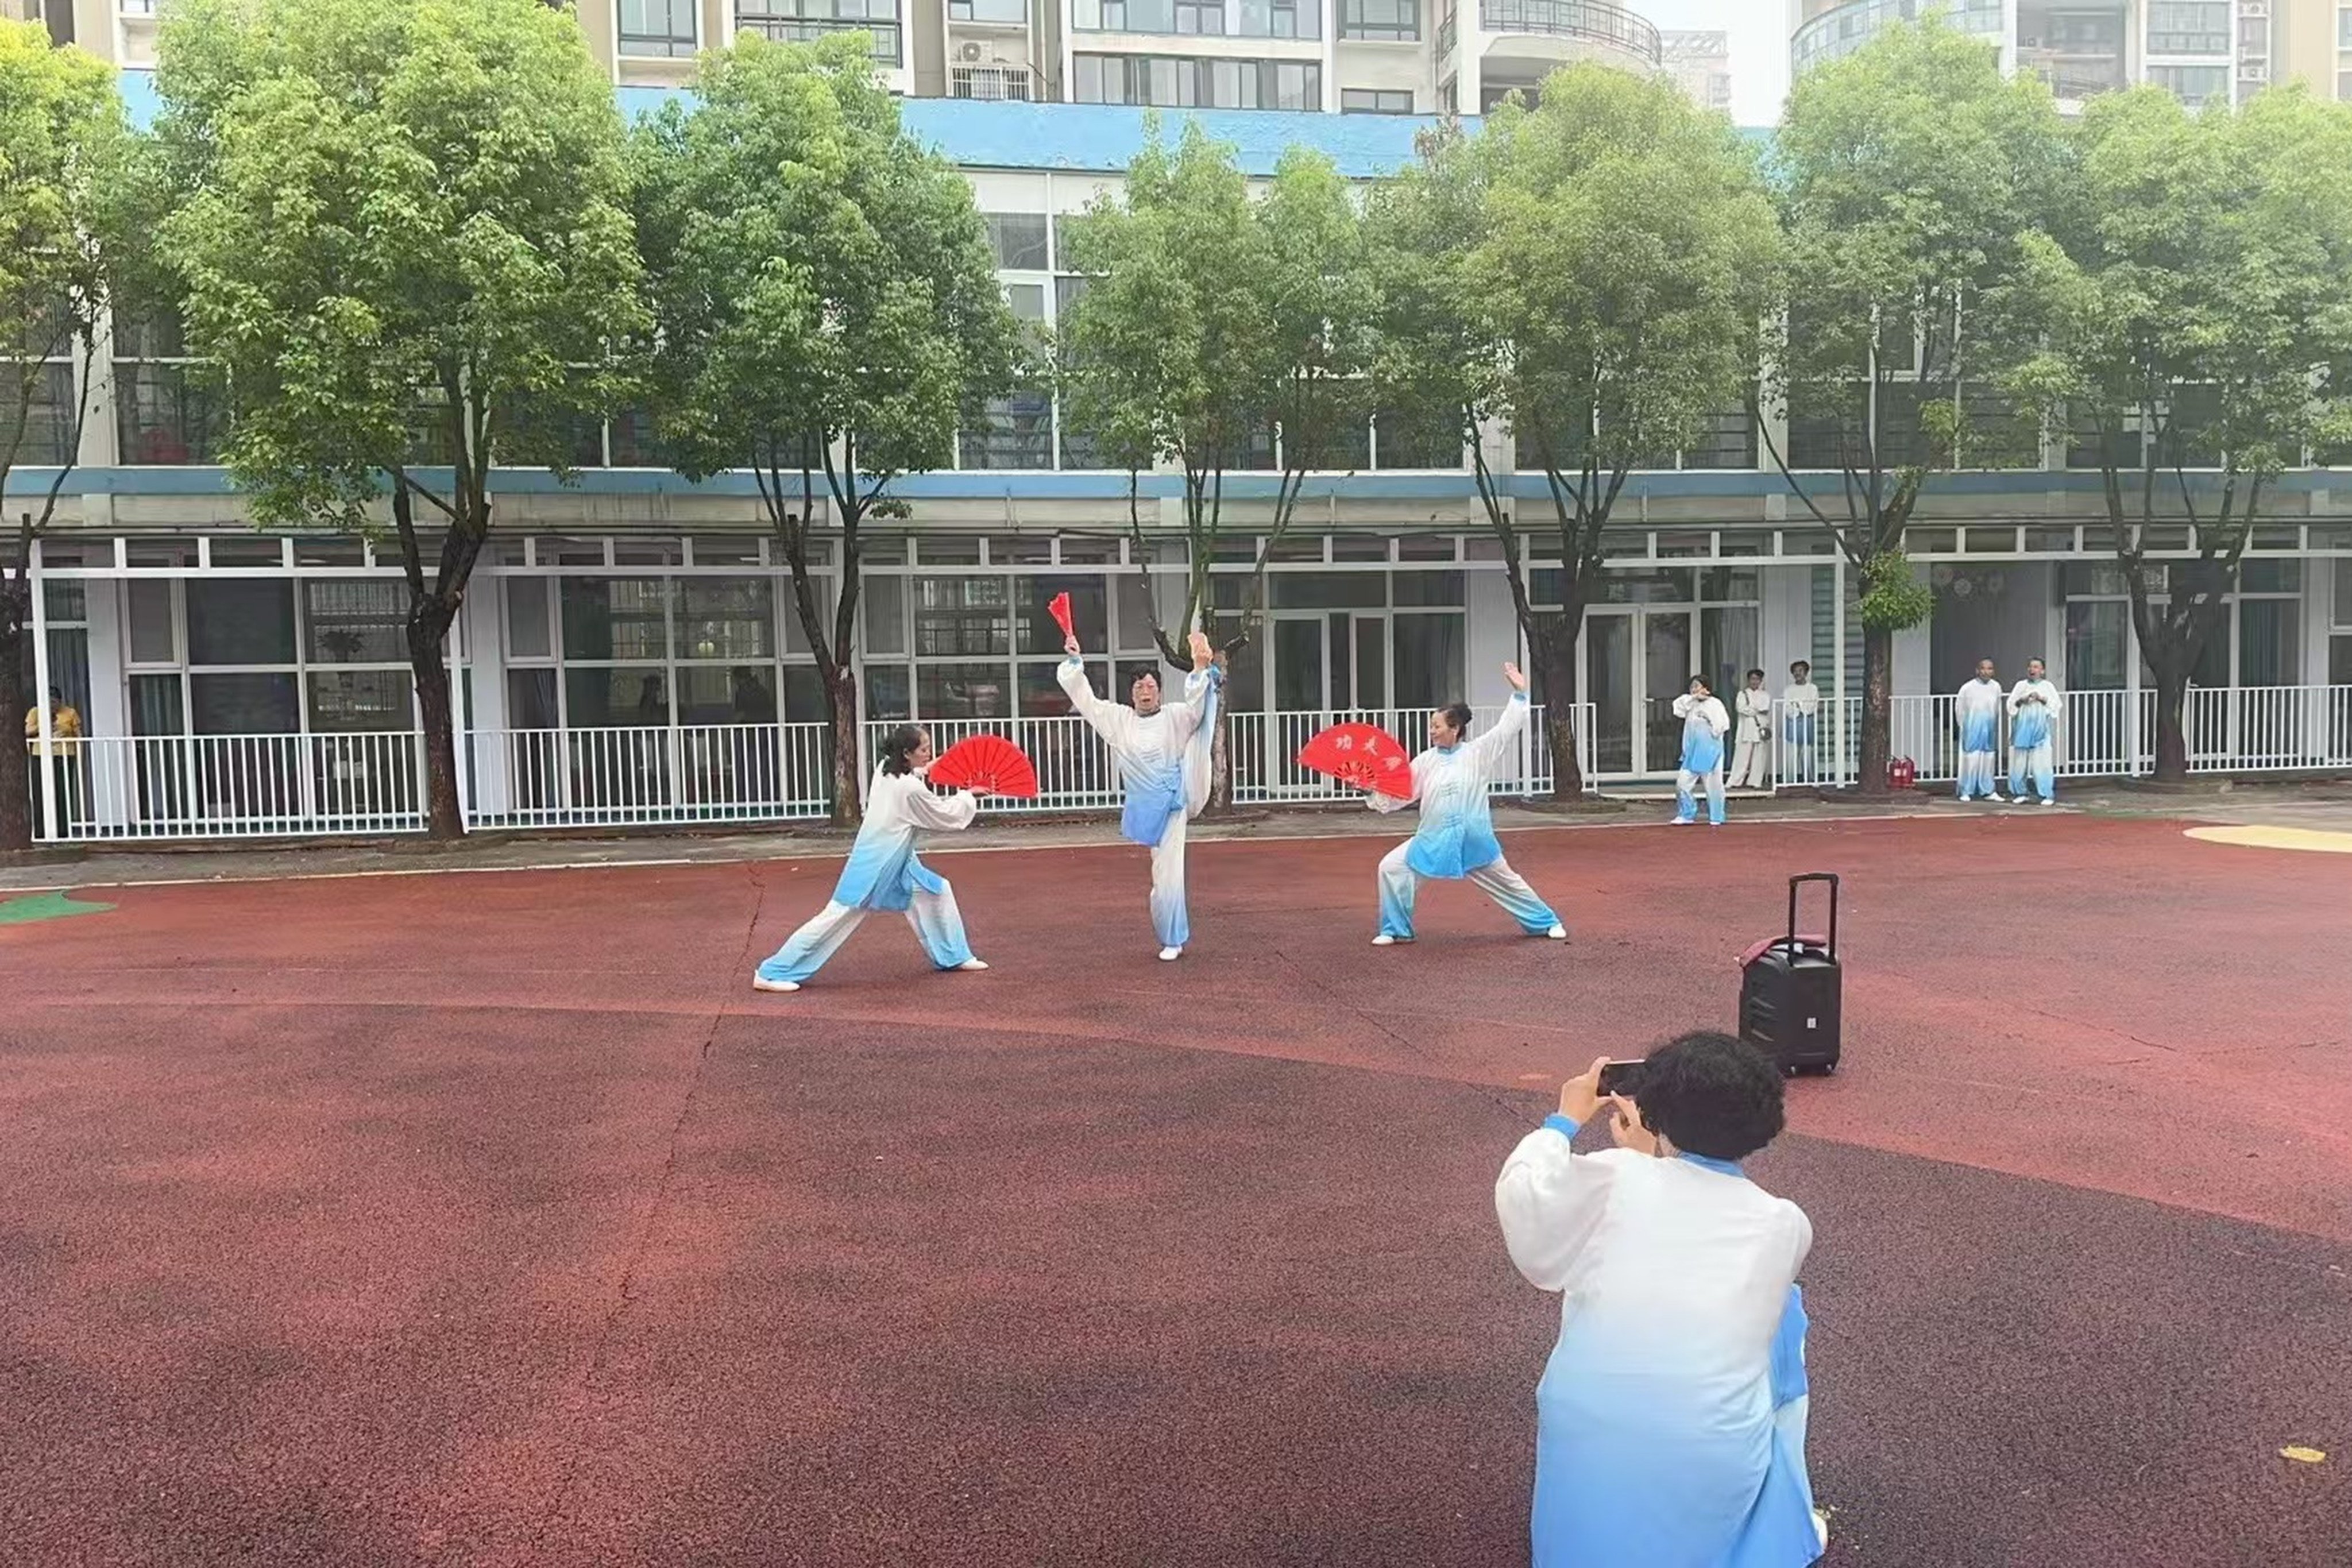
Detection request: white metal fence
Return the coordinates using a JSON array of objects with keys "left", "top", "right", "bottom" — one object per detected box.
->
[{"left": 22, "top": 688, "right": 2352, "bottom": 843}]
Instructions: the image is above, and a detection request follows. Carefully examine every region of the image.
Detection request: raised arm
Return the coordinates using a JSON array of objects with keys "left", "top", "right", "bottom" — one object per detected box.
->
[
  {"left": 1057, "top": 640, "right": 1132, "bottom": 746},
  {"left": 1161, "top": 631, "right": 1221, "bottom": 747},
  {"left": 1496, "top": 1064, "right": 1636, "bottom": 1291},
  {"left": 1464, "top": 663, "right": 1534, "bottom": 781}
]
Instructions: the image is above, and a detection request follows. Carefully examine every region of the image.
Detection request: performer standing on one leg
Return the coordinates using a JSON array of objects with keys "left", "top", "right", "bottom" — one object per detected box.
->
[
  {"left": 1729, "top": 669, "right": 1774, "bottom": 789},
  {"left": 1060, "top": 628, "right": 1222, "bottom": 961},
  {"left": 752, "top": 725, "right": 992, "bottom": 994},
  {"left": 1361, "top": 662, "right": 1568, "bottom": 947},
  {"left": 2007, "top": 657, "right": 2063, "bottom": 806},
  {"left": 1673, "top": 676, "right": 1732, "bottom": 827},
  {"left": 1779, "top": 661, "right": 1820, "bottom": 786},
  {"left": 1954, "top": 658, "right": 2007, "bottom": 802}
]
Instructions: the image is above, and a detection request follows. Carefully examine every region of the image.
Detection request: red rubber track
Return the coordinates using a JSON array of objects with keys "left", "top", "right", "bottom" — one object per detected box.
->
[{"left": 1, "top": 812, "right": 2346, "bottom": 1566}]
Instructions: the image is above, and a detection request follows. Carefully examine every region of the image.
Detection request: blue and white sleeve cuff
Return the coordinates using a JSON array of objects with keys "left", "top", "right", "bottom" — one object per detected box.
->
[{"left": 1542, "top": 1113, "right": 1579, "bottom": 1138}]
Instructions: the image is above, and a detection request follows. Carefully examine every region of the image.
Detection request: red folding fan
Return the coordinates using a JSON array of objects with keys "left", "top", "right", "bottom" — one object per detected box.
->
[
  {"left": 1297, "top": 721, "right": 1414, "bottom": 799},
  {"left": 1046, "top": 592, "right": 1076, "bottom": 642},
  {"left": 928, "top": 735, "right": 1040, "bottom": 799}
]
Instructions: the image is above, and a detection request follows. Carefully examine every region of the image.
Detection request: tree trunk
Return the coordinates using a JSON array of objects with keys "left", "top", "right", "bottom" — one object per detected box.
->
[
  {"left": 1206, "top": 706, "right": 1233, "bottom": 813},
  {"left": 1540, "top": 634, "right": 1581, "bottom": 799},
  {"left": 826, "top": 663, "right": 863, "bottom": 828},
  {"left": 2150, "top": 663, "right": 2191, "bottom": 783},
  {"left": 0, "top": 580, "right": 29, "bottom": 851},
  {"left": 407, "top": 598, "right": 464, "bottom": 840},
  {"left": 1853, "top": 623, "right": 1894, "bottom": 798}
]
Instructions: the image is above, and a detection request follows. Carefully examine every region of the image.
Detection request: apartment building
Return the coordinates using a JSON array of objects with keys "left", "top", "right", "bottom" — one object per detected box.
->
[
  {"left": 1661, "top": 27, "right": 1732, "bottom": 111},
  {"left": 1789, "top": 0, "right": 2352, "bottom": 107},
  {"left": 10, "top": 13, "right": 2352, "bottom": 845}
]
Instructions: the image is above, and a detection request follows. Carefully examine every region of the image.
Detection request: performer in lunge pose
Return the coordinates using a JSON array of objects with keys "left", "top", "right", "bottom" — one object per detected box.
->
[
  {"left": 1358, "top": 663, "right": 1568, "bottom": 946},
  {"left": 1059, "top": 628, "right": 1222, "bottom": 961},
  {"left": 751, "top": 725, "right": 991, "bottom": 994}
]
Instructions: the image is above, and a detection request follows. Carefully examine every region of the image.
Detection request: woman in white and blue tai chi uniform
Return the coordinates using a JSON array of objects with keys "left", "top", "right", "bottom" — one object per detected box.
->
[
  {"left": 751, "top": 725, "right": 991, "bottom": 994},
  {"left": 1498, "top": 1032, "right": 1827, "bottom": 1568},
  {"left": 1361, "top": 662, "right": 1567, "bottom": 946},
  {"left": 1673, "top": 676, "right": 1732, "bottom": 827},
  {"left": 2007, "top": 658, "right": 2063, "bottom": 806},
  {"left": 1060, "top": 628, "right": 1222, "bottom": 961},
  {"left": 1954, "top": 658, "right": 2007, "bottom": 802}
]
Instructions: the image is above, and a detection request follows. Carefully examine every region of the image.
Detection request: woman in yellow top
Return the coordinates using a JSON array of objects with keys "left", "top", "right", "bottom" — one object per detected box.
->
[{"left": 24, "top": 688, "right": 84, "bottom": 829}]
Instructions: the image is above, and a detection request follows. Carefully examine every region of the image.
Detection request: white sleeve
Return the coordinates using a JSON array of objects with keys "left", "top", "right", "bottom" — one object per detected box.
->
[
  {"left": 1059, "top": 657, "right": 1130, "bottom": 745},
  {"left": 2042, "top": 683, "right": 2064, "bottom": 715},
  {"left": 1464, "top": 692, "right": 1532, "bottom": 781},
  {"left": 1495, "top": 1123, "right": 1628, "bottom": 1292},
  {"left": 2006, "top": 682, "right": 2029, "bottom": 716},
  {"left": 899, "top": 779, "right": 981, "bottom": 833},
  {"left": 1708, "top": 699, "right": 1731, "bottom": 736},
  {"left": 1671, "top": 693, "right": 1697, "bottom": 720}
]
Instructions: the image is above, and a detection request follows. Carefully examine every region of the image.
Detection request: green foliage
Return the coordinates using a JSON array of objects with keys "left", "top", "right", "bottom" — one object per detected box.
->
[
  {"left": 0, "top": 20, "right": 127, "bottom": 482},
  {"left": 1772, "top": 18, "right": 2063, "bottom": 508},
  {"left": 634, "top": 32, "right": 1021, "bottom": 511},
  {"left": 150, "top": 0, "right": 648, "bottom": 532},
  {"left": 1054, "top": 121, "right": 1374, "bottom": 646},
  {"left": 1856, "top": 550, "right": 1933, "bottom": 632},
  {"left": 1369, "top": 64, "right": 1776, "bottom": 568},
  {"left": 2005, "top": 85, "right": 2352, "bottom": 496}
]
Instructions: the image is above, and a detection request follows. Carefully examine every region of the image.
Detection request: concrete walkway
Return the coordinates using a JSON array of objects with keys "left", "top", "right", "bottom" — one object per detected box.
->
[{"left": 5, "top": 777, "right": 2350, "bottom": 894}]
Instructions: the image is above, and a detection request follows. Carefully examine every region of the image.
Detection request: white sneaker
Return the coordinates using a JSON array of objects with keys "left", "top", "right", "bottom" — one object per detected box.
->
[
  {"left": 2040, "top": 797, "right": 2056, "bottom": 806},
  {"left": 752, "top": 976, "right": 801, "bottom": 994},
  {"left": 1372, "top": 933, "right": 1398, "bottom": 947},
  {"left": 955, "top": 958, "right": 989, "bottom": 971},
  {"left": 1544, "top": 924, "right": 1567, "bottom": 941},
  {"left": 1988, "top": 792, "right": 2008, "bottom": 803},
  {"left": 1813, "top": 1509, "right": 1830, "bottom": 1549},
  {"left": 1670, "top": 816, "right": 1694, "bottom": 826},
  {"left": 1158, "top": 945, "right": 1183, "bottom": 961}
]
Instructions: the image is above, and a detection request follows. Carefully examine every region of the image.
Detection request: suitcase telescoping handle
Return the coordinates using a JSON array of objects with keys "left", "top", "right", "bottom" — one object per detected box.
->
[{"left": 1787, "top": 872, "right": 1839, "bottom": 962}]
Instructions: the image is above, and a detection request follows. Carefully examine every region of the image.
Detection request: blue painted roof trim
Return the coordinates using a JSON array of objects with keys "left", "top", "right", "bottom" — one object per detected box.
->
[
  {"left": 17, "top": 462, "right": 2352, "bottom": 504},
  {"left": 118, "top": 69, "right": 1762, "bottom": 180}
]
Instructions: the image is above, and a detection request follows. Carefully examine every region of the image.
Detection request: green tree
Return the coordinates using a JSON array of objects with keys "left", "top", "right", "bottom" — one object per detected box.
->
[
  {"left": 0, "top": 20, "right": 126, "bottom": 851},
  {"left": 2005, "top": 86, "right": 2352, "bottom": 781},
  {"left": 1766, "top": 19, "right": 2061, "bottom": 795},
  {"left": 1056, "top": 123, "right": 1374, "bottom": 689},
  {"left": 150, "top": 0, "right": 646, "bottom": 838},
  {"left": 634, "top": 32, "right": 1020, "bottom": 827},
  {"left": 1370, "top": 64, "right": 1778, "bottom": 796}
]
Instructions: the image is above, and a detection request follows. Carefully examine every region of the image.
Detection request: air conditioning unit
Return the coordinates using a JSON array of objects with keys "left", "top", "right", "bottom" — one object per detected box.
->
[{"left": 959, "top": 41, "right": 986, "bottom": 60}]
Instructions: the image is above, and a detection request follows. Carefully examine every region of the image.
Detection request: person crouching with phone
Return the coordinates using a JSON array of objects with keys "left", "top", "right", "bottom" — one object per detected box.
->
[{"left": 1496, "top": 1032, "right": 1825, "bottom": 1567}]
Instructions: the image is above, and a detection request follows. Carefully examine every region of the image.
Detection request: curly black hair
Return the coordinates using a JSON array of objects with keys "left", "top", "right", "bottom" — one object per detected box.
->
[{"left": 1631, "top": 1031, "right": 1786, "bottom": 1161}]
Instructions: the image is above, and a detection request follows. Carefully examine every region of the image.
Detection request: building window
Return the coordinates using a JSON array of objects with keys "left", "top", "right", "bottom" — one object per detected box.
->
[
  {"left": 735, "top": 0, "right": 903, "bottom": 64},
  {"left": 983, "top": 213, "right": 1051, "bottom": 271},
  {"left": 2147, "top": 63, "right": 2229, "bottom": 106},
  {"left": 2339, "top": 5, "right": 2352, "bottom": 48},
  {"left": 114, "top": 308, "right": 226, "bottom": 465},
  {"left": 1073, "top": 52, "right": 1321, "bottom": 108},
  {"left": 1237, "top": 0, "right": 1316, "bottom": 38},
  {"left": 619, "top": 0, "right": 697, "bottom": 56},
  {"left": 1341, "top": 87, "right": 1415, "bottom": 113},
  {"left": 1340, "top": 0, "right": 1416, "bottom": 40},
  {"left": 958, "top": 389, "right": 1054, "bottom": 470},
  {"left": 949, "top": 0, "right": 1027, "bottom": 18},
  {"left": 2146, "top": 2, "right": 2230, "bottom": 55}
]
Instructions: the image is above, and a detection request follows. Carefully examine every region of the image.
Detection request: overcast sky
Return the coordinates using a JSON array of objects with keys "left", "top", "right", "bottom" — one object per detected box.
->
[{"left": 1636, "top": 0, "right": 1790, "bottom": 127}]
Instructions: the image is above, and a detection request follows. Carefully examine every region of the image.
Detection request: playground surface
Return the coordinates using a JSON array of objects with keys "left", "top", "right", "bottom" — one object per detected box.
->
[{"left": 2, "top": 809, "right": 2348, "bottom": 1567}]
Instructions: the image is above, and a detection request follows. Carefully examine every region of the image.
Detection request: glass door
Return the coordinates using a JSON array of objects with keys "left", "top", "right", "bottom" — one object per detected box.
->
[
  {"left": 1585, "top": 612, "right": 1635, "bottom": 774},
  {"left": 1349, "top": 612, "right": 1387, "bottom": 717},
  {"left": 1271, "top": 615, "right": 1330, "bottom": 793},
  {"left": 1642, "top": 611, "right": 1693, "bottom": 775}
]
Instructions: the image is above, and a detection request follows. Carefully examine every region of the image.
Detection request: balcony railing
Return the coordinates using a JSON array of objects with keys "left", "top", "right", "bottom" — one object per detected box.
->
[
  {"left": 1477, "top": 0, "right": 1661, "bottom": 66},
  {"left": 952, "top": 64, "right": 1040, "bottom": 100},
  {"left": 733, "top": 11, "right": 905, "bottom": 65},
  {"left": 1791, "top": 0, "right": 2003, "bottom": 76}
]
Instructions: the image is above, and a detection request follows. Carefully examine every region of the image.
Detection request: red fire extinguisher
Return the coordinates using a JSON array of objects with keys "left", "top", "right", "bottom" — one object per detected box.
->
[{"left": 1888, "top": 756, "right": 1918, "bottom": 790}]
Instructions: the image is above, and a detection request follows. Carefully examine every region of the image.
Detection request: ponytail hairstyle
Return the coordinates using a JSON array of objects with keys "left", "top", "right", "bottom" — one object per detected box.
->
[{"left": 879, "top": 724, "right": 926, "bottom": 777}]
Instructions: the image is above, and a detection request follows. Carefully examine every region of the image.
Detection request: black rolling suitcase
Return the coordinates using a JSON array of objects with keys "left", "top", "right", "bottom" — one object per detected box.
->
[{"left": 1738, "top": 873, "right": 1842, "bottom": 1076}]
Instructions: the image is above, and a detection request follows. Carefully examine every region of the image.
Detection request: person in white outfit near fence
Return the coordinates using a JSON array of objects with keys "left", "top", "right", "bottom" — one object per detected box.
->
[
  {"left": 1060, "top": 628, "right": 1223, "bottom": 961},
  {"left": 2007, "top": 658, "right": 2063, "bottom": 806},
  {"left": 751, "top": 725, "right": 991, "bottom": 993},
  {"left": 1779, "top": 662, "right": 1821, "bottom": 786},
  {"left": 1674, "top": 677, "right": 1733, "bottom": 827},
  {"left": 1953, "top": 658, "right": 2007, "bottom": 802},
  {"left": 1729, "top": 669, "right": 1774, "bottom": 789}
]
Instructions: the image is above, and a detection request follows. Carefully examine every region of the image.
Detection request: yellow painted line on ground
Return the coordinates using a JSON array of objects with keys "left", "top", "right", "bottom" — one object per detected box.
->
[{"left": 2184, "top": 825, "right": 2352, "bottom": 855}]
